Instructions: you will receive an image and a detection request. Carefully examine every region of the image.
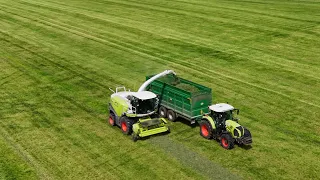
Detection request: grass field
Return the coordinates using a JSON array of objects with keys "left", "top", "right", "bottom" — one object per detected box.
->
[{"left": 1, "top": 0, "right": 320, "bottom": 179}]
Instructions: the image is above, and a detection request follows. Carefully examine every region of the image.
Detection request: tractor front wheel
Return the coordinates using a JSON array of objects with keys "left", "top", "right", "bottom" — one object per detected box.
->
[
  {"left": 220, "top": 133, "right": 234, "bottom": 149},
  {"left": 120, "top": 117, "right": 133, "bottom": 135},
  {"left": 199, "top": 120, "right": 213, "bottom": 139}
]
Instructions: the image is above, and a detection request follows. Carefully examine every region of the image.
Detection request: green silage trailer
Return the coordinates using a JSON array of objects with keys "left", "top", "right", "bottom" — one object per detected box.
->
[{"left": 146, "top": 74, "right": 212, "bottom": 124}]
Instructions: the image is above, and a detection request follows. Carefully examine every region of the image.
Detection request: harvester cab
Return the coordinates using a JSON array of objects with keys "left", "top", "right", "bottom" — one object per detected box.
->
[
  {"left": 108, "top": 70, "right": 175, "bottom": 141},
  {"left": 199, "top": 103, "right": 252, "bottom": 149}
]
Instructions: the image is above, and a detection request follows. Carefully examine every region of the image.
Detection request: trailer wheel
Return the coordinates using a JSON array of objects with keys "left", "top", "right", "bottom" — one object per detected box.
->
[
  {"left": 108, "top": 112, "right": 116, "bottom": 126},
  {"left": 199, "top": 120, "right": 212, "bottom": 139},
  {"left": 159, "top": 106, "right": 167, "bottom": 118},
  {"left": 167, "top": 110, "right": 177, "bottom": 121},
  {"left": 120, "top": 117, "right": 133, "bottom": 135},
  {"left": 220, "top": 133, "right": 234, "bottom": 149}
]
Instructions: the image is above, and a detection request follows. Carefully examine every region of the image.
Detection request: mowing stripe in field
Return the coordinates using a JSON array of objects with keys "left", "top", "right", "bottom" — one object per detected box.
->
[
  {"left": 150, "top": 135, "right": 240, "bottom": 180},
  {"left": 0, "top": 125, "right": 50, "bottom": 179}
]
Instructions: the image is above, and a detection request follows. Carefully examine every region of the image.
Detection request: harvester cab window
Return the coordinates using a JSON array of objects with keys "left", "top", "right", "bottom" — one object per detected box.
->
[
  {"left": 136, "top": 98, "right": 156, "bottom": 114},
  {"left": 129, "top": 96, "right": 138, "bottom": 107}
]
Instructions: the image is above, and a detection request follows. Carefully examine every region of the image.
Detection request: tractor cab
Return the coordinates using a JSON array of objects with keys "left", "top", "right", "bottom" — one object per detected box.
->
[
  {"left": 208, "top": 103, "right": 239, "bottom": 130},
  {"left": 200, "top": 103, "right": 252, "bottom": 149}
]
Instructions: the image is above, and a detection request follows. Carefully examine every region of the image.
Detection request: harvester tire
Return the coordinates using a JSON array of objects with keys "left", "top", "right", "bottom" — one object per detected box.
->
[
  {"left": 199, "top": 120, "right": 213, "bottom": 139},
  {"left": 120, "top": 117, "right": 133, "bottom": 135},
  {"left": 159, "top": 106, "right": 167, "bottom": 118},
  {"left": 108, "top": 112, "right": 116, "bottom": 126},
  {"left": 167, "top": 110, "right": 177, "bottom": 121},
  {"left": 220, "top": 133, "right": 234, "bottom": 149}
]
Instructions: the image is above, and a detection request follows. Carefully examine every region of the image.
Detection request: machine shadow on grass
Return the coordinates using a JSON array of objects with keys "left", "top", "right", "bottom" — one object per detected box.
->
[
  {"left": 175, "top": 117, "right": 198, "bottom": 128},
  {"left": 237, "top": 143, "right": 252, "bottom": 150},
  {"left": 240, "top": 145, "right": 252, "bottom": 150}
]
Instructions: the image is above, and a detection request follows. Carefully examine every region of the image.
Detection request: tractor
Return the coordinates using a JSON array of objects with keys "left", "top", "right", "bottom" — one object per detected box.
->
[
  {"left": 199, "top": 103, "right": 252, "bottom": 149},
  {"left": 108, "top": 70, "right": 175, "bottom": 141}
]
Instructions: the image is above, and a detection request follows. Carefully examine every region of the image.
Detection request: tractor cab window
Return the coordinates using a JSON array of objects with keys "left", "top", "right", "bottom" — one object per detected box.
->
[
  {"left": 225, "top": 110, "right": 232, "bottom": 120},
  {"left": 211, "top": 111, "right": 225, "bottom": 122},
  {"left": 212, "top": 112, "right": 227, "bottom": 130},
  {"left": 218, "top": 112, "right": 227, "bottom": 122}
]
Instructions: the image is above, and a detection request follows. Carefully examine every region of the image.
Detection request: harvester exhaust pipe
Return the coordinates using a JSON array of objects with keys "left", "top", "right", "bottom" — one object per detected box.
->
[{"left": 138, "top": 70, "right": 176, "bottom": 92}]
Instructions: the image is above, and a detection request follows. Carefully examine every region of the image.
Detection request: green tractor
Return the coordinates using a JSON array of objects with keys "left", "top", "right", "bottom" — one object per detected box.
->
[
  {"left": 108, "top": 70, "right": 175, "bottom": 141},
  {"left": 199, "top": 103, "right": 252, "bottom": 149}
]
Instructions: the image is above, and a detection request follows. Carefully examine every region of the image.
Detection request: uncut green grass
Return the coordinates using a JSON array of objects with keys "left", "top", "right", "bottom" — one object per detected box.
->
[{"left": 0, "top": 0, "right": 319, "bottom": 179}]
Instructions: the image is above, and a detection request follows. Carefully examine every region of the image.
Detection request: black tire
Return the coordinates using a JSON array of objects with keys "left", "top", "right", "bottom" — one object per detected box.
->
[
  {"left": 220, "top": 133, "right": 234, "bottom": 149},
  {"left": 243, "top": 127, "right": 252, "bottom": 138},
  {"left": 120, "top": 117, "right": 133, "bottom": 135},
  {"left": 199, "top": 120, "right": 213, "bottom": 139},
  {"left": 167, "top": 110, "right": 177, "bottom": 121},
  {"left": 242, "top": 127, "right": 253, "bottom": 145},
  {"left": 108, "top": 112, "right": 116, "bottom": 126},
  {"left": 159, "top": 106, "right": 167, "bottom": 118}
]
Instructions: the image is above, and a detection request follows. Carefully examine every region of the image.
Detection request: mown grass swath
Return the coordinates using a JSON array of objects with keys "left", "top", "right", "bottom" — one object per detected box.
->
[{"left": 1, "top": 0, "right": 319, "bottom": 179}]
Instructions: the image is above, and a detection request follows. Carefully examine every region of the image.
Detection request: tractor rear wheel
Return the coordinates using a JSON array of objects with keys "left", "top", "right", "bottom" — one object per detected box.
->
[
  {"left": 159, "top": 106, "right": 167, "bottom": 118},
  {"left": 120, "top": 117, "right": 133, "bottom": 135},
  {"left": 220, "top": 133, "right": 234, "bottom": 149},
  {"left": 167, "top": 110, "right": 177, "bottom": 121},
  {"left": 108, "top": 112, "right": 116, "bottom": 126},
  {"left": 199, "top": 120, "right": 213, "bottom": 139}
]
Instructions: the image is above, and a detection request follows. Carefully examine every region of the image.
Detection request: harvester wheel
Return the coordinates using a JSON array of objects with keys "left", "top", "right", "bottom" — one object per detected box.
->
[
  {"left": 159, "top": 106, "right": 167, "bottom": 118},
  {"left": 120, "top": 117, "right": 133, "bottom": 135},
  {"left": 108, "top": 112, "right": 116, "bottom": 126},
  {"left": 167, "top": 110, "right": 177, "bottom": 121},
  {"left": 199, "top": 120, "right": 213, "bottom": 139},
  {"left": 220, "top": 133, "right": 234, "bottom": 149}
]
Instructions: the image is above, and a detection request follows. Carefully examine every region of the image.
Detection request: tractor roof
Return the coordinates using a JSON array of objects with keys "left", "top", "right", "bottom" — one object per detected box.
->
[{"left": 209, "top": 103, "right": 234, "bottom": 112}]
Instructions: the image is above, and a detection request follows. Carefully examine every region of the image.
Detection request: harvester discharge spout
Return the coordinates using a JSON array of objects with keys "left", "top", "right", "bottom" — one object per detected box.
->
[{"left": 138, "top": 70, "right": 176, "bottom": 92}]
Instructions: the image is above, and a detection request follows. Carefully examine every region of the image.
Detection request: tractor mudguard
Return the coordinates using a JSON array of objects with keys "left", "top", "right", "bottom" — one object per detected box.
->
[{"left": 201, "top": 115, "right": 216, "bottom": 129}]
